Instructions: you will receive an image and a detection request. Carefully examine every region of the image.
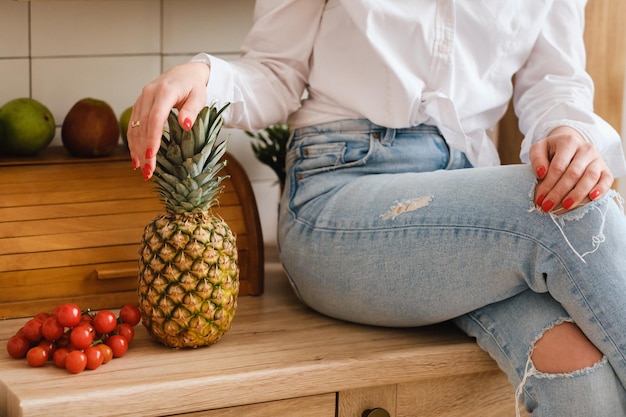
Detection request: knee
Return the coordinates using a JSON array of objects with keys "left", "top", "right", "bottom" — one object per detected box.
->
[{"left": 531, "top": 321, "right": 603, "bottom": 373}]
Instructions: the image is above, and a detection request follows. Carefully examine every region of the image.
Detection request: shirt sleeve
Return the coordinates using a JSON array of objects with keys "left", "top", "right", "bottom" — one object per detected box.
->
[
  {"left": 191, "top": 0, "right": 326, "bottom": 131},
  {"left": 513, "top": 0, "right": 626, "bottom": 178}
]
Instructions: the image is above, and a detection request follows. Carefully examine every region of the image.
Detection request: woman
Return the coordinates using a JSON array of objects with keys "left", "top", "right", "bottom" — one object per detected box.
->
[{"left": 128, "top": 1, "right": 626, "bottom": 414}]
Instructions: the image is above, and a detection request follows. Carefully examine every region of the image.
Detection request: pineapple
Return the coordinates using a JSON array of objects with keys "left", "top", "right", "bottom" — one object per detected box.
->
[{"left": 138, "top": 103, "right": 239, "bottom": 348}]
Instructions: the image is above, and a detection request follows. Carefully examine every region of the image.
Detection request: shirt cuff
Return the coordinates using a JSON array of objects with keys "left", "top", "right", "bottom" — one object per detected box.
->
[{"left": 190, "top": 53, "right": 234, "bottom": 120}]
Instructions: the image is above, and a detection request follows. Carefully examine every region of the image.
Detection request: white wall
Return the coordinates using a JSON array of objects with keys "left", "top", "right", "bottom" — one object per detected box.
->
[{"left": 0, "top": 0, "right": 280, "bottom": 246}]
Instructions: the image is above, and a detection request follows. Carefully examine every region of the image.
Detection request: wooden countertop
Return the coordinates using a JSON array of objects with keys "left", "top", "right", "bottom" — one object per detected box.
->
[{"left": 0, "top": 263, "right": 500, "bottom": 417}]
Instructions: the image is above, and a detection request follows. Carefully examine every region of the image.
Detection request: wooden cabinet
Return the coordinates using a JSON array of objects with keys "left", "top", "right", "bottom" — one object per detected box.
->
[
  {"left": 0, "top": 146, "right": 263, "bottom": 319},
  {"left": 0, "top": 262, "right": 525, "bottom": 417},
  {"left": 338, "top": 371, "right": 527, "bottom": 417},
  {"left": 339, "top": 385, "right": 397, "bottom": 417}
]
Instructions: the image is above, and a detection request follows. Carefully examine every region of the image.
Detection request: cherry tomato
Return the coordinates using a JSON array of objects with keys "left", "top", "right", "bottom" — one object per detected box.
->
[
  {"left": 22, "top": 318, "right": 44, "bottom": 342},
  {"left": 52, "top": 304, "right": 62, "bottom": 317},
  {"left": 93, "top": 310, "right": 117, "bottom": 334},
  {"left": 34, "top": 312, "right": 51, "bottom": 322},
  {"left": 119, "top": 304, "right": 141, "bottom": 326},
  {"left": 56, "top": 331, "right": 72, "bottom": 349},
  {"left": 53, "top": 347, "right": 71, "bottom": 368},
  {"left": 55, "top": 303, "right": 82, "bottom": 328},
  {"left": 6, "top": 335, "right": 30, "bottom": 359},
  {"left": 65, "top": 350, "right": 87, "bottom": 374},
  {"left": 70, "top": 324, "right": 94, "bottom": 350},
  {"left": 96, "top": 344, "right": 113, "bottom": 364},
  {"left": 106, "top": 335, "right": 128, "bottom": 358},
  {"left": 80, "top": 313, "right": 93, "bottom": 324},
  {"left": 42, "top": 316, "right": 64, "bottom": 341},
  {"left": 81, "top": 321, "right": 95, "bottom": 333},
  {"left": 26, "top": 346, "right": 48, "bottom": 367},
  {"left": 116, "top": 323, "right": 135, "bottom": 343},
  {"left": 15, "top": 327, "right": 27, "bottom": 339},
  {"left": 84, "top": 346, "right": 104, "bottom": 370},
  {"left": 37, "top": 339, "right": 56, "bottom": 358}
]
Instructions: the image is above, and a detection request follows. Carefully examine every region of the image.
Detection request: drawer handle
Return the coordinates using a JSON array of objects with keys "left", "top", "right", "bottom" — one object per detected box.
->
[
  {"left": 93, "top": 267, "right": 136, "bottom": 280},
  {"left": 362, "top": 408, "right": 390, "bottom": 417}
]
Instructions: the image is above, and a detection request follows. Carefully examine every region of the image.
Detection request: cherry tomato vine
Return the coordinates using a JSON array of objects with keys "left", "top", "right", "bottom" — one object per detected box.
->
[{"left": 6, "top": 303, "right": 142, "bottom": 374}]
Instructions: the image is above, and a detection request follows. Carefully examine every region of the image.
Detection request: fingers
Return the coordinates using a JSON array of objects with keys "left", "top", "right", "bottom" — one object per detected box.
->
[
  {"left": 535, "top": 139, "right": 589, "bottom": 211},
  {"left": 127, "top": 62, "right": 211, "bottom": 180},
  {"left": 529, "top": 138, "right": 550, "bottom": 181},
  {"left": 127, "top": 87, "right": 172, "bottom": 180},
  {"left": 531, "top": 127, "right": 614, "bottom": 213},
  {"left": 176, "top": 85, "right": 209, "bottom": 134},
  {"left": 541, "top": 156, "right": 609, "bottom": 213}
]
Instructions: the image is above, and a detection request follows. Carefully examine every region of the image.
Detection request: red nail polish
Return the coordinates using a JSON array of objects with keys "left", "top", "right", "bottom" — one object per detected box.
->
[
  {"left": 562, "top": 197, "right": 574, "bottom": 210},
  {"left": 132, "top": 157, "right": 140, "bottom": 170},
  {"left": 589, "top": 189, "right": 601, "bottom": 200},
  {"left": 142, "top": 164, "right": 152, "bottom": 180},
  {"left": 145, "top": 148, "right": 153, "bottom": 159},
  {"left": 183, "top": 118, "right": 192, "bottom": 131},
  {"left": 541, "top": 200, "right": 554, "bottom": 212},
  {"left": 536, "top": 194, "right": 546, "bottom": 206},
  {"left": 536, "top": 166, "right": 547, "bottom": 179}
]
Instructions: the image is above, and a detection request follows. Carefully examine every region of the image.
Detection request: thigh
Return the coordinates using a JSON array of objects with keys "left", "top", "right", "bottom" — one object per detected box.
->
[
  {"left": 280, "top": 149, "right": 547, "bottom": 326},
  {"left": 278, "top": 121, "right": 626, "bottom": 330}
]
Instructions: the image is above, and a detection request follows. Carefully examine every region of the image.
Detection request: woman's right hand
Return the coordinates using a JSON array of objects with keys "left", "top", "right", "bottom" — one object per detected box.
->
[{"left": 127, "top": 61, "right": 211, "bottom": 180}]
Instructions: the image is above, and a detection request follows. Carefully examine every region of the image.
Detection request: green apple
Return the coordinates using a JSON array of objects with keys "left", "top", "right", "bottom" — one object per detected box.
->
[{"left": 0, "top": 98, "right": 56, "bottom": 156}]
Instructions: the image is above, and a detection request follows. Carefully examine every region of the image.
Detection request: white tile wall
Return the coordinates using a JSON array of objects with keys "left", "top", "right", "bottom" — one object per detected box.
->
[
  {"left": 30, "top": 2, "right": 161, "bottom": 57},
  {"left": 162, "top": 0, "right": 254, "bottom": 54},
  {"left": 0, "top": 2, "right": 29, "bottom": 57},
  {"left": 0, "top": 0, "right": 279, "bottom": 245},
  {"left": 0, "top": 59, "right": 30, "bottom": 99}
]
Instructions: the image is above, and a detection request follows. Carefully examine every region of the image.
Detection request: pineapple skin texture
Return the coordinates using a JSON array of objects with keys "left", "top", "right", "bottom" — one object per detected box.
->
[{"left": 138, "top": 213, "right": 239, "bottom": 348}]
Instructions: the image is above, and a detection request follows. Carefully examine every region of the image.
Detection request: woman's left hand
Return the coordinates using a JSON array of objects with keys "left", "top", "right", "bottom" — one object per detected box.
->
[{"left": 529, "top": 126, "right": 614, "bottom": 212}]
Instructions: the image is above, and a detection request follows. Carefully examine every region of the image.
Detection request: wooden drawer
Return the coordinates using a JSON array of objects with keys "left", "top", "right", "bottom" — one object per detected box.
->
[
  {"left": 0, "top": 146, "right": 263, "bottom": 319},
  {"left": 338, "top": 372, "right": 529, "bottom": 417},
  {"left": 174, "top": 394, "right": 336, "bottom": 417}
]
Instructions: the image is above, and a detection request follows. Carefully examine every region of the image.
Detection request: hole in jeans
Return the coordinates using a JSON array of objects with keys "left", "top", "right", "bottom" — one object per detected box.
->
[{"left": 514, "top": 319, "right": 606, "bottom": 417}]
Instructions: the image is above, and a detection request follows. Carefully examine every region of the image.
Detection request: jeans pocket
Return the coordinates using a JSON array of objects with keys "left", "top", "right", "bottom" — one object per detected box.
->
[{"left": 292, "top": 132, "right": 373, "bottom": 181}]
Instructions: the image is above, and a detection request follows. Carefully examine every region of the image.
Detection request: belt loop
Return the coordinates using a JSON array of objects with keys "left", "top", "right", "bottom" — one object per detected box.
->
[{"left": 380, "top": 128, "right": 396, "bottom": 145}]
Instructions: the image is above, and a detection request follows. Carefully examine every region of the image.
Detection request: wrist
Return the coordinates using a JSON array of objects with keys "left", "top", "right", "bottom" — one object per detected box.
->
[
  {"left": 189, "top": 53, "right": 212, "bottom": 86},
  {"left": 547, "top": 125, "right": 586, "bottom": 142}
]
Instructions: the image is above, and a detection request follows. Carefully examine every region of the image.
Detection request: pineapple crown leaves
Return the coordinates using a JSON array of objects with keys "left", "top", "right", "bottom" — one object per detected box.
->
[
  {"left": 246, "top": 123, "right": 289, "bottom": 188},
  {"left": 153, "top": 103, "right": 231, "bottom": 215}
]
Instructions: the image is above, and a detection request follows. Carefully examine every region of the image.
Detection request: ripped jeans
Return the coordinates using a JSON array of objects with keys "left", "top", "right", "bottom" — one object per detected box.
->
[{"left": 277, "top": 119, "right": 626, "bottom": 416}]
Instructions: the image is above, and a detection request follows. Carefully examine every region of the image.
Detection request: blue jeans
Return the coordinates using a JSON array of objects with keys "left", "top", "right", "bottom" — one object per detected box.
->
[{"left": 277, "top": 119, "right": 626, "bottom": 415}]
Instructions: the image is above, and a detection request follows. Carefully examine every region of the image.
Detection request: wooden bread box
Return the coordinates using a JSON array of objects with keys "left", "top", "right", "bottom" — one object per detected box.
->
[{"left": 0, "top": 145, "right": 264, "bottom": 319}]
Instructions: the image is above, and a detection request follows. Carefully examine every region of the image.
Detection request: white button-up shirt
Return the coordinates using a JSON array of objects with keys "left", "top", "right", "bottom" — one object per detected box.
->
[{"left": 196, "top": 0, "right": 626, "bottom": 176}]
